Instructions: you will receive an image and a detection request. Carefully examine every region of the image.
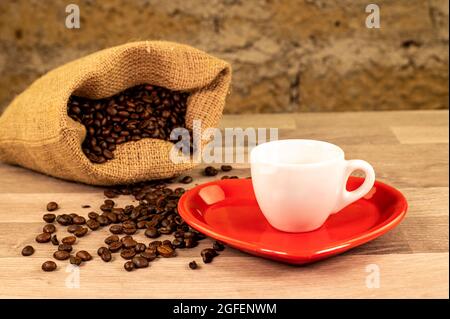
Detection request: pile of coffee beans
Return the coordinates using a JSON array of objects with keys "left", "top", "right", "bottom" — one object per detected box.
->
[
  {"left": 22, "top": 166, "right": 235, "bottom": 272},
  {"left": 68, "top": 84, "right": 190, "bottom": 164}
]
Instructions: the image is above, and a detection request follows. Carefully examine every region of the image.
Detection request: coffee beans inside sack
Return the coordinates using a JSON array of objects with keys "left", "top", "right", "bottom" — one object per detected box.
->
[{"left": 0, "top": 41, "right": 231, "bottom": 185}]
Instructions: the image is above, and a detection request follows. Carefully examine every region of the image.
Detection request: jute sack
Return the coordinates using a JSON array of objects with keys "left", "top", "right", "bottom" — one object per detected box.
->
[{"left": 0, "top": 41, "right": 231, "bottom": 185}]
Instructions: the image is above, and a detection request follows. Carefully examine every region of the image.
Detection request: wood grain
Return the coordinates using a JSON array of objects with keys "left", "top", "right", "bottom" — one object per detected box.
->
[{"left": 0, "top": 110, "right": 448, "bottom": 298}]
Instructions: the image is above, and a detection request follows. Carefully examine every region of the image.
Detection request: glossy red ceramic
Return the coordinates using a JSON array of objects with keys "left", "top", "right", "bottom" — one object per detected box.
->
[{"left": 178, "top": 177, "right": 408, "bottom": 265}]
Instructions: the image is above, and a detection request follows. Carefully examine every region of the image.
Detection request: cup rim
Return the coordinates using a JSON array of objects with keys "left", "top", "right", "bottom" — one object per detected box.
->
[{"left": 250, "top": 139, "right": 345, "bottom": 167}]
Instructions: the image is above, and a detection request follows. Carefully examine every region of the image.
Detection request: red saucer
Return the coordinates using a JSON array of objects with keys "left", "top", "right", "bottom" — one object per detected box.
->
[{"left": 178, "top": 177, "right": 407, "bottom": 265}]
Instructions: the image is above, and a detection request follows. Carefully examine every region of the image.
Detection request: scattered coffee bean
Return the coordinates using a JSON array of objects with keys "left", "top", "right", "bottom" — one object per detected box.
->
[
  {"left": 180, "top": 176, "right": 193, "bottom": 184},
  {"left": 67, "top": 225, "right": 82, "bottom": 233},
  {"left": 72, "top": 216, "right": 86, "bottom": 225},
  {"left": 88, "top": 212, "right": 99, "bottom": 220},
  {"left": 204, "top": 166, "right": 218, "bottom": 176},
  {"left": 229, "top": 176, "right": 239, "bottom": 179},
  {"left": 104, "top": 235, "right": 120, "bottom": 245},
  {"left": 104, "top": 190, "right": 118, "bottom": 198},
  {"left": 43, "top": 224, "right": 56, "bottom": 234},
  {"left": 124, "top": 261, "right": 135, "bottom": 272},
  {"left": 46, "top": 202, "right": 59, "bottom": 212},
  {"left": 35, "top": 232, "right": 51, "bottom": 243},
  {"left": 134, "top": 243, "right": 146, "bottom": 253},
  {"left": 201, "top": 248, "right": 218, "bottom": 264},
  {"left": 42, "top": 260, "right": 57, "bottom": 272},
  {"left": 100, "top": 250, "right": 112, "bottom": 262},
  {"left": 82, "top": 205, "right": 91, "bottom": 208},
  {"left": 56, "top": 214, "right": 72, "bottom": 226},
  {"left": 70, "top": 256, "right": 82, "bottom": 266},
  {"left": 97, "top": 247, "right": 109, "bottom": 256},
  {"left": 144, "top": 227, "right": 160, "bottom": 239},
  {"left": 120, "top": 248, "right": 136, "bottom": 260},
  {"left": 109, "top": 225, "right": 123, "bottom": 234},
  {"left": 62, "top": 236, "right": 76, "bottom": 245},
  {"left": 58, "top": 244, "right": 73, "bottom": 253},
  {"left": 76, "top": 250, "right": 92, "bottom": 261},
  {"left": 172, "top": 238, "right": 185, "bottom": 248},
  {"left": 96, "top": 216, "right": 110, "bottom": 226},
  {"left": 74, "top": 227, "right": 88, "bottom": 238},
  {"left": 122, "top": 238, "right": 137, "bottom": 249},
  {"left": 213, "top": 241, "right": 225, "bottom": 251},
  {"left": 189, "top": 261, "right": 198, "bottom": 269},
  {"left": 185, "top": 238, "right": 198, "bottom": 248},
  {"left": 108, "top": 241, "right": 123, "bottom": 252},
  {"left": 53, "top": 250, "right": 70, "bottom": 260},
  {"left": 51, "top": 235, "right": 59, "bottom": 246},
  {"left": 43, "top": 213, "right": 56, "bottom": 223},
  {"left": 221, "top": 165, "right": 232, "bottom": 172},
  {"left": 157, "top": 244, "right": 175, "bottom": 258},
  {"left": 140, "top": 249, "right": 157, "bottom": 261},
  {"left": 132, "top": 256, "right": 149, "bottom": 268},
  {"left": 86, "top": 219, "right": 100, "bottom": 230},
  {"left": 21, "top": 245, "right": 34, "bottom": 256}
]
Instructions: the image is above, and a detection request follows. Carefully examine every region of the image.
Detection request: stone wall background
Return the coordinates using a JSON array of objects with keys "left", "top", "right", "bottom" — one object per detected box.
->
[{"left": 0, "top": 0, "right": 448, "bottom": 114}]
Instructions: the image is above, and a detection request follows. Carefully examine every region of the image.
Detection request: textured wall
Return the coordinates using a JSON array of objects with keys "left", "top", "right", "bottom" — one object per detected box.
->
[{"left": 0, "top": 0, "right": 448, "bottom": 114}]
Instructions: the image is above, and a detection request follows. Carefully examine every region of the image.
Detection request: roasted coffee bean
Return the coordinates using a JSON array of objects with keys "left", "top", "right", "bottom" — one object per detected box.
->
[
  {"left": 144, "top": 227, "right": 160, "bottom": 238},
  {"left": 69, "top": 213, "right": 79, "bottom": 219},
  {"left": 172, "top": 238, "right": 185, "bottom": 248},
  {"left": 229, "top": 176, "right": 239, "bottom": 179},
  {"left": 62, "top": 236, "right": 76, "bottom": 245},
  {"left": 74, "top": 227, "right": 88, "bottom": 238},
  {"left": 88, "top": 212, "right": 99, "bottom": 220},
  {"left": 51, "top": 235, "right": 59, "bottom": 246},
  {"left": 76, "top": 250, "right": 92, "bottom": 261},
  {"left": 134, "top": 243, "right": 146, "bottom": 253},
  {"left": 189, "top": 261, "right": 198, "bottom": 269},
  {"left": 140, "top": 249, "right": 157, "bottom": 261},
  {"left": 162, "top": 240, "right": 173, "bottom": 247},
  {"left": 136, "top": 220, "right": 147, "bottom": 229},
  {"left": 35, "top": 232, "right": 51, "bottom": 243},
  {"left": 132, "top": 256, "right": 149, "bottom": 268},
  {"left": 96, "top": 216, "right": 110, "bottom": 226},
  {"left": 43, "top": 213, "right": 56, "bottom": 223},
  {"left": 157, "top": 244, "right": 175, "bottom": 258},
  {"left": 120, "top": 248, "right": 136, "bottom": 260},
  {"left": 124, "top": 261, "right": 135, "bottom": 272},
  {"left": 221, "top": 175, "right": 229, "bottom": 179},
  {"left": 123, "top": 227, "right": 137, "bottom": 235},
  {"left": 104, "top": 235, "right": 120, "bottom": 245},
  {"left": 221, "top": 165, "right": 233, "bottom": 172},
  {"left": 43, "top": 224, "right": 56, "bottom": 234},
  {"left": 204, "top": 166, "right": 218, "bottom": 176},
  {"left": 81, "top": 205, "right": 91, "bottom": 208},
  {"left": 122, "top": 238, "right": 137, "bottom": 249},
  {"left": 104, "top": 212, "right": 118, "bottom": 223},
  {"left": 67, "top": 225, "right": 82, "bottom": 233},
  {"left": 201, "top": 248, "right": 218, "bottom": 263},
  {"left": 97, "top": 247, "right": 109, "bottom": 256},
  {"left": 58, "top": 244, "right": 73, "bottom": 253},
  {"left": 53, "top": 250, "right": 70, "bottom": 260},
  {"left": 104, "top": 199, "right": 115, "bottom": 207},
  {"left": 108, "top": 241, "right": 123, "bottom": 252},
  {"left": 70, "top": 256, "right": 82, "bottom": 266},
  {"left": 109, "top": 225, "right": 123, "bottom": 234},
  {"left": 21, "top": 245, "right": 35, "bottom": 256},
  {"left": 104, "top": 190, "right": 118, "bottom": 198},
  {"left": 180, "top": 176, "right": 193, "bottom": 184},
  {"left": 185, "top": 238, "right": 198, "bottom": 248},
  {"left": 72, "top": 216, "right": 86, "bottom": 225},
  {"left": 86, "top": 219, "right": 100, "bottom": 230},
  {"left": 42, "top": 261, "right": 57, "bottom": 272},
  {"left": 100, "top": 250, "right": 112, "bottom": 262},
  {"left": 46, "top": 202, "right": 59, "bottom": 212},
  {"left": 56, "top": 214, "right": 72, "bottom": 226},
  {"left": 213, "top": 241, "right": 225, "bottom": 251}
]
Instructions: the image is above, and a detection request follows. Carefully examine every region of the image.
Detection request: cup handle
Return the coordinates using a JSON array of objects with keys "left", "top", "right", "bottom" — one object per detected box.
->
[{"left": 333, "top": 160, "right": 376, "bottom": 214}]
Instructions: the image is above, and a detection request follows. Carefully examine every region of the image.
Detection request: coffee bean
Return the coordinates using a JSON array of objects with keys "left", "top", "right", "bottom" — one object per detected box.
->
[
  {"left": 67, "top": 225, "right": 81, "bottom": 233},
  {"left": 204, "top": 166, "right": 218, "bottom": 176},
  {"left": 132, "top": 256, "right": 149, "bottom": 268},
  {"left": 74, "top": 227, "right": 88, "bottom": 238},
  {"left": 56, "top": 214, "right": 72, "bottom": 226},
  {"left": 180, "top": 176, "right": 193, "bottom": 184},
  {"left": 36, "top": 232, "right": 51, "bottom": 243},
  {"left": 140, "top": 249, "right": 157, "bottom": 261},
  {"left": 46, "top": 202, "right": 59, "bottom": 212},
  {"left": 51, "top": 235, "right": 59, "bottom": 246},
  {"left": 42, "top": 261, "right": 57, "bottom": 272},
  {"left": 96, "top": 216, "right": 110, "bottom": 226},
  {"left": 104, "top": 235, "right": 120, "bottom": 245},
  {"left": 97, "top": 247, "right": 109, "bottom": 256},
  {"left": 86, "top": 219, "right": 100, "bottom": 230},
  {"left": 144, "top": 227, "right": 160, "bottom": 239},
  {"left": 72, "top": 216, "right": 86, "bottom": 225},
  {"left": 43, "top": 224, "right": 56, "bottom": 234},
  {"left": 120, "top": 248, "right": 136, "bottom": 260},
  {"left": 108, "top": 241, "right": 123, "bottom": 252},
  {"left": 172, "top": 238, "right": 185, "bottom": 248},
  {"left": 62, "top": 236, "right": 76, "bottom": 245},
  {"left": 53, "top": 250, "right": 70, "bottom": 260},
  {"left": 213, "top": 241, "right": 225, "bottom": 251},
  {"left": 43, "top": 213, "right": 56, "bottom": 223},
  {"left": 88, "top": 212, "right": 99, "bottom": 220},
  {"left": 76, "top": 250, "right": 92, "bottom": 261},
  {"left": 221, "top": 165, "right": 233, "bottom": 172},
  {"left": 70, "top": 256, "right": 82, "bottom": 266},
  {"left": 100, "top": 250, "right": 112, "bottom": 262},
  {"left": 134, "top": 243, "right": 146, "bottom": 253},
  {"left": 21, "top": 245, "right": 34, "bottom": 256},
  {"left": 109, "top": 225, "right": 123, "bottom": 234},
  {"left": 122, "top": 238, "right": 137, "bottom": 249},
  {"left": 189, "top": 261, "right": 198, "bottom": 269},
  {"left": 104, "top": 190, "right": 118, "bottom": 198},
  {"left": 58, "top": 244, "right": 73, "bottom": 253},
  {"left": 201, "top": 248, "right": 218, "bottom": 263},
  {"left": 157, "top": 244, "right": 175, "bottom": 258},
  {"left": 124, "top": 261, "right": 135, "bottom": 272},
  {"left": 81, "top": 205, "right": 91, "bottom": 208},
  {"left": 229, "top": 176, "right": 239, "bottom": 179}
]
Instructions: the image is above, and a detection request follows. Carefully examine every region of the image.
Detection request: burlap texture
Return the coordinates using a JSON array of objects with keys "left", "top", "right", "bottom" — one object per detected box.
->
[{"left": 0, "top": 41, "right": 231, "bottom": 185}]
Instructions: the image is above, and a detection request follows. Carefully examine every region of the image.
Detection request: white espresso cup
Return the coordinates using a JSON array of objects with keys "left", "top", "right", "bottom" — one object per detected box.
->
[{"left": 250, "top": 139, "right": 375, "bottom": 233}]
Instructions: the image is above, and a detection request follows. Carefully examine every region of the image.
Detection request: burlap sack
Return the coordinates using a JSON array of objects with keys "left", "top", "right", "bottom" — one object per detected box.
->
[{"left": 0, "top": 41, "right": 231, "bottom": 185}]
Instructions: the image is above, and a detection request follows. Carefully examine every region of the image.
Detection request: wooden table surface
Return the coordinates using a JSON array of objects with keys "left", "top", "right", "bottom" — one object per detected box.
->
[{"left": 0, "top": 110, "right": 448, "bottom": 299}]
